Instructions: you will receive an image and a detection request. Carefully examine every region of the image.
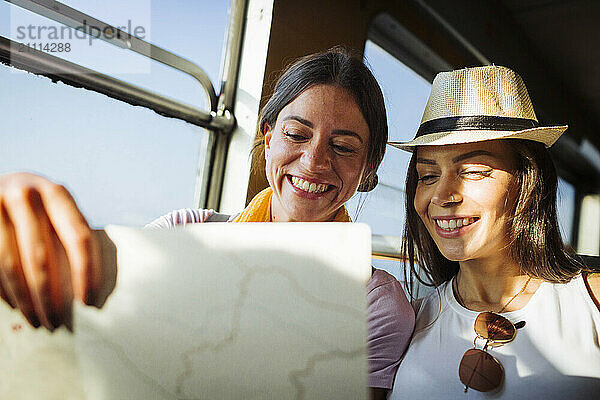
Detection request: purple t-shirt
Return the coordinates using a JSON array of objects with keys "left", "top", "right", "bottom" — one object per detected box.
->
[
  {"left": 367, "top": 268, "right": 415, "bottom": 388},
  {"left": 147, "top": 208, "right": 416, "bottom": 389}
]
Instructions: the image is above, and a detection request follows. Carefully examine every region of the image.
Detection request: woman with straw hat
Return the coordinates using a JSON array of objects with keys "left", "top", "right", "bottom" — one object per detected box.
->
[{"left": 387, "top": 65, "right": 600, "bottom": 398}]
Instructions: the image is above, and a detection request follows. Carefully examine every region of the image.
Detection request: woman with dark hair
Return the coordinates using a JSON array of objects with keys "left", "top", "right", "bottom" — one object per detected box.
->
[
  {"left": 387, "top": 65, "right": 600, "bottom": 398},
  {"left": 0, "top": 48, "right": 414, "bottom": 397}
]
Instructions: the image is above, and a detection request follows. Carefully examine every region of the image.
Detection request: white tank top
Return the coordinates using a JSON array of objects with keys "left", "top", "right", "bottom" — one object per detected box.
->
[{"left": 390, "top": 275, "right": 600, "bottom": 399}]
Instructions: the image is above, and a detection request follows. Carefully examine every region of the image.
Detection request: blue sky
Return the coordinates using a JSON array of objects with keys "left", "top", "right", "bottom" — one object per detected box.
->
[{"left": 0, "top": 0, "right": 228, "bottom": 226}]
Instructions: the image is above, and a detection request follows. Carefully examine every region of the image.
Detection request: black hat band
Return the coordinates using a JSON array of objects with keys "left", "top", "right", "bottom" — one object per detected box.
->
[{"left": 416, "top": 116, "right": 539, "bottom": 138}]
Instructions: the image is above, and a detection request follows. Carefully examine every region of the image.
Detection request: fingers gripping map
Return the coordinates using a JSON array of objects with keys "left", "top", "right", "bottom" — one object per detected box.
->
[{"left": 0, "top": 223, "right": 371, "bottom": 399}]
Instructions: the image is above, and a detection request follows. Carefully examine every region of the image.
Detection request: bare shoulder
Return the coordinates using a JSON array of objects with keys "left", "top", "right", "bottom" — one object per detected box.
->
[
  {"left": 584, "top": 273, "right": 600, "bottom": 310},
  {"left": 586, "top": 273, "right": 600, "bottom": 293}
]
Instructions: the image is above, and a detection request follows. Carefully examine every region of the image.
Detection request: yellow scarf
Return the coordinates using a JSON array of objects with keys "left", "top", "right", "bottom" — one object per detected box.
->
[{"left": 232, "top": 187, "right": 351, "bottom": 222}]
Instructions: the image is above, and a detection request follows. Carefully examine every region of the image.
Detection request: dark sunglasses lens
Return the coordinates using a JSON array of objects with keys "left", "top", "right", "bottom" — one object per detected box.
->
[
  {"left": 459, "top": 348, "right": 504, "bottom": 392},
  {"left": 474, "top": 312, "right": 515, "bottom": 342}
]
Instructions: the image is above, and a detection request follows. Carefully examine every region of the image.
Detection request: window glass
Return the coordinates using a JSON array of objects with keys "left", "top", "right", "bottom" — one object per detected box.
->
[
  {"left": 0, "top": 1, "right": 230, "bottom": 228},
  {"left": 557, "top": 177, "right": 576, "bottom": 245},
  {"left": 577, "top": 194, "right": 600, "bottom": 256},
  {"left": 1, "top": 0, "right": 230, "bottom": 109},
  {"left": 0, "top": 65, "right": 208, "bottom": 228},
  {"left": 346, "top": 40, "right": 431, "bottom": 279}
]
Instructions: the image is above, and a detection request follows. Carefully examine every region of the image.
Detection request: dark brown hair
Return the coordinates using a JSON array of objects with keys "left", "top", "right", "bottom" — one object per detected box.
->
[
  {"left": 401, "top": 139, "right": 583, "bottom": 297},
  {"left": 253, "top": 47, "right": 387, "bottom": 192}
]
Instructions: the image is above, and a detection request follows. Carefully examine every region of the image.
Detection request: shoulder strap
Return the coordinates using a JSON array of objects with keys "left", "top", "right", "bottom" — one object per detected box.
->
[
  {"left": 205, "top": 212, "right": 231, "bottom": 222},
  {"left": 582, "top": 272, "right": 600, "bottom": 313}
]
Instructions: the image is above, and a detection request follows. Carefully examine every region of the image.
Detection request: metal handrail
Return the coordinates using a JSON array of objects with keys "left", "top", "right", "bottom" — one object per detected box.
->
[
  {"left": 0, "top": 36, "right": 231, "bottom": 130},
  {"left": 4, "top": 0, "right": 234, "bottom": 132},
  {"left": 202, "top": 0, "right": 247, "bottom": 210},
  {"left": 372, "top": 234, "right": 403, "bottom": 260}
]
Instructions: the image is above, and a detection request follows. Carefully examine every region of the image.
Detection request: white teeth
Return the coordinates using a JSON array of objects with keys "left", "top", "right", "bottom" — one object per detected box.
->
[
  {"left": 435, "top": 217, "right": 476, "bottom": 231},
  {"left": 290, "top": 176, "right": 329, "bottom": 194}
]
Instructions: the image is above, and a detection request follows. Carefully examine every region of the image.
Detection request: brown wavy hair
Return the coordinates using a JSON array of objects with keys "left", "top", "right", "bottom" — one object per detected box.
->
[{"left": 401, "top": 139, "right": 584, "bottom": 297}]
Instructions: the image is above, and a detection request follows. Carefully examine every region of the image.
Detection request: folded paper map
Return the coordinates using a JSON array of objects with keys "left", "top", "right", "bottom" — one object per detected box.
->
[{"left": 0, "top": 223, "right": 371, "bottom": 399}]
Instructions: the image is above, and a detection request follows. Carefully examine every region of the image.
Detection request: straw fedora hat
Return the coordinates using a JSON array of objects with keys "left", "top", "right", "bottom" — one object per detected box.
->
[{"left": 388, "top": 65, "right": 567, "bottom": 151}]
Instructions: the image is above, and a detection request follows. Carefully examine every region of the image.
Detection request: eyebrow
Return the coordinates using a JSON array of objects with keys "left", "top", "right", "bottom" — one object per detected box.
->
[
  {"left": 283, "top": 115, "right": 313, "bottom": 127},
  {"left": 282, "top": 115, "right": 364, "bottom": 143},
  {"left": 332, "top": 129, "right": 364, "bottom": 143},
  {"left": 417, "top": 150, "right": 499, "bottom": 165}
]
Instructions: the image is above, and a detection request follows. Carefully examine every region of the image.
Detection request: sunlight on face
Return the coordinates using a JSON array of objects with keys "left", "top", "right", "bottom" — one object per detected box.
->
[
  {"left": 264, "top": 84, "right": 370, "bottom": 222},
  {"left": 413, "top": 141, "right": 518, "bottom": 262}
]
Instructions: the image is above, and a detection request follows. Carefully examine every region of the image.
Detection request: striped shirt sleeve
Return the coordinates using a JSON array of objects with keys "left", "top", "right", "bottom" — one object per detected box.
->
[{"left": 144, "top": 208, "right": 217, "bottom": 229}]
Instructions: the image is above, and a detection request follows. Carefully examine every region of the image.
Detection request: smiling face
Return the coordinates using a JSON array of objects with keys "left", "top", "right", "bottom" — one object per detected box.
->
[
  {"left": 413, "top": 141, "right": 518, "bottom": 262},
  {"left": 264, "top": 84, "right": 370, "bottom": 222}
]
